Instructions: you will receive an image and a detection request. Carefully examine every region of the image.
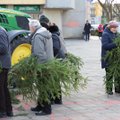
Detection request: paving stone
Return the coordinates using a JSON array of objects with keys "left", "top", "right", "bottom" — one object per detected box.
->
[{"left": 7, "top": 37, "right": 120, "bottom": 120}]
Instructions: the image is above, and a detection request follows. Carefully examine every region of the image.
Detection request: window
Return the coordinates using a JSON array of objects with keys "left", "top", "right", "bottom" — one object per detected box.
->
[
  {"left": 15, "top": 16, "right": 29, "bottom": 30},
  {"left": 0, "top": 14, "right": 8, "bottom": 24}
]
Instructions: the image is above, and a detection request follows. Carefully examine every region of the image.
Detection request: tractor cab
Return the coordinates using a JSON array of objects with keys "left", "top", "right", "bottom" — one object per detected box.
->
[
  {"left": 0, "top": 8, "right": 31, "bottom": 31},
  {"left": 0, "top": 8, "right": 32, "bottom": 65}
]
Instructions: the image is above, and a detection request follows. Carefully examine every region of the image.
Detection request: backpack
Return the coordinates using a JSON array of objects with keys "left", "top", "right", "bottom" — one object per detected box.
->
[{"left": 52, "top": 34, "right": 66, "bottom": 59}]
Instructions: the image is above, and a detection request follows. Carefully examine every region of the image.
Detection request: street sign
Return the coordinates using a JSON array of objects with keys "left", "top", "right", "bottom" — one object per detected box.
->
[{"left": 14, "top": 5, "right": 40, "bottom": 14}]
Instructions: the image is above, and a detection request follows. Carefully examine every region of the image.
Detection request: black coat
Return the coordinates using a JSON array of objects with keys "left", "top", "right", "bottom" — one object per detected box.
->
[
  {"left": 49, "top": 25, "right": 65, "bottom": 59},
  {"left": 84, "top": 23, "right": 91, "bottom": 34},
  {"left": 101, "top": 28, "right": 117, "bottom": 68},
  {"left": 0, "top": 28, "right": 11, "bottom": 69}
]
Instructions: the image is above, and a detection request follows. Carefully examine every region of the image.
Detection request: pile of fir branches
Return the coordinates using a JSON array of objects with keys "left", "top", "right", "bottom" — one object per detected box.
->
[
  {"left": 105, "top": 36, "right": 120, "bottom": 88},
  {"left": 9, "top": 53, "right": 87, "bottom": 104}
]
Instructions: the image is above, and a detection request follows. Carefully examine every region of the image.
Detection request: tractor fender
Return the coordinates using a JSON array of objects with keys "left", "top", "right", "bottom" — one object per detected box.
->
[{"left": 8, "top": 30, "right": 30, "bottom": 43}]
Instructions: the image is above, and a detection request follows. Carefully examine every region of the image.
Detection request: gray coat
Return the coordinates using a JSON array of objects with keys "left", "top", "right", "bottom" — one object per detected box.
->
[
  {"left": 0, "top": 28, "right": 11, "bottom": 69},
  {"left": 31, "top": 27, "right": 54, "bottom": 63}
]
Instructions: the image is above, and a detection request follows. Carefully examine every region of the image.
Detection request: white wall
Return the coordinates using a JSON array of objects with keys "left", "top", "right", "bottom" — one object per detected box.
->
[{"left": 45, "top": 0, "right": 75, "bottom": 9}]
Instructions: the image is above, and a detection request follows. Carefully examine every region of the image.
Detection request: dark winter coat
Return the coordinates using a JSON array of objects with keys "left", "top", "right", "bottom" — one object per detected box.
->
[
  {"left": 49, "top": 25, "right": 66, "bottom": 59},
  {"left": 101, "top": 28, "right": 117, "bottom": 68},
  {"left": 0, "top": 27, "right": 11, "bottom": 69},
  {"left": 84, "top": 23, "right": 91, "bottom": 34}
]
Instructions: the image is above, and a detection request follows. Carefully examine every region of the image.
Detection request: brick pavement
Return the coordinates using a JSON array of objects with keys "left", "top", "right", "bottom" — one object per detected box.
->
[{"left": 5, "top": 37, "right": 120, "bottom": 120}]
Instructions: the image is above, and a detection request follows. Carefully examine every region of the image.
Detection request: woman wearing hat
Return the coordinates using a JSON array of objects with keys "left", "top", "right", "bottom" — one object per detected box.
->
[{"left": 101, "top": 21, "right": 119, "bottom": 95}]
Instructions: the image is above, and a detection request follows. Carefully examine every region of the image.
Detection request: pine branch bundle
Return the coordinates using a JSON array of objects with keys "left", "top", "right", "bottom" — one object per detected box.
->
[
  {"left": 9, "top": 53, "right": 86, "bottom": 104},
  {"left": 105, "top": 36, "right": 120, "bottom": 88}
]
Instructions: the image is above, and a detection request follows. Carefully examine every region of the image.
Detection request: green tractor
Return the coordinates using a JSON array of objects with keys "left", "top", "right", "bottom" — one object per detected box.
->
[{"left": 0, "top": 8, "right": 32, "bottom": 65}]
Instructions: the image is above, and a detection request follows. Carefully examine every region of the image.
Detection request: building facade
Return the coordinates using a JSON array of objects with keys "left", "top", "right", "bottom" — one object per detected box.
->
[
  {"left": 0, "top": 0, "right": 45, "bottom": 19},
  {"left": 0, "top": 0, "right": 91, "bottom": 38},
  {"left": 91, "top": 2, "right": 103, "bottom": 24},
  {"left": 44, "top": 0, "right": 91, "bottom": 38}
]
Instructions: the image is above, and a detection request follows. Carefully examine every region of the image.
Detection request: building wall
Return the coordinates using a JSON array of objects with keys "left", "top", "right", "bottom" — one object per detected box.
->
[
  {"left": 62, "top": 0, "right": 91, "bottom": 38},
  {"left": 0, "top": 0, "right": 45, "bottom": 19},
  {"left": 91, "top": 2, "right": 102, "bottom": 24},
  {"left": 45, "top": 0, "right": 75, "bottom": 9},
  {"left": 0, "top": 0, "right": 45, "bottom": 5},
  {"left": 0, "top": 0, "right": 91, "bottom": 38},
  {"left": 94, "top": 3, "right": 102, "bottom": 17},
  {"left": 43, "top": 0, "right": 91, "bottom": 38},
  {"left": 0, "top": 5, "right": 43, "bottom": 19},
  {"left": 43, "top": 9, "right": 63, "bottom": 30}
]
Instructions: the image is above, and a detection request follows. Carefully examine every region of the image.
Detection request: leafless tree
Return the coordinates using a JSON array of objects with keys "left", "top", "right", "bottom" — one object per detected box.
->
[{"left": 98, "top": 0, "right": 120, "bottom": 21}]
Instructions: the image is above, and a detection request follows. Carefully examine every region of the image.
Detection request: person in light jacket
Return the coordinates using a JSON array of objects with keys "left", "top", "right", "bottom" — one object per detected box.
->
[{"left": 29, "top": 19, "right": 54, "bottom": 116}]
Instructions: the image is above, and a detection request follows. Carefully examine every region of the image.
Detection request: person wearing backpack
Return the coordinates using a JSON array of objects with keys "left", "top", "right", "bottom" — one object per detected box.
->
[
  {"left": 49, "top": 23, "right": 66, "bottom": 104},
  {"left": 40, "top": 22, "right": 66, "bottom": 104},
  {"left": 39, "top": 15, "right": 67, "bottom": 104},
  {"left": 39, "top": 15, "right": 67, "bottom": 56},
  {"left": 49, "top": 23, "right": 66, "bottom": 59}
]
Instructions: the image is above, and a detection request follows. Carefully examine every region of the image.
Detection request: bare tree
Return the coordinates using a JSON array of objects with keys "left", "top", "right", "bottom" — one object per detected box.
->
[
  {"left": 97, "top": 0, "right": 120, "bottom": 21},
  {"left": 113, "top": 4, "right": 120, "bottom": 20}
]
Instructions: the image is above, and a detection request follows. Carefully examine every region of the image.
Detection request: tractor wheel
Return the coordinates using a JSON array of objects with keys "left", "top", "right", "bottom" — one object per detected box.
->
[{"left": 10, "top": 37, "right": 32, "bottom": 66}]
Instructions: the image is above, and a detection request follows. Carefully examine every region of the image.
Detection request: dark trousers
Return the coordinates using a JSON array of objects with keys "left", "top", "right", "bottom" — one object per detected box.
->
[
  {"left": 51, "top": 86, "right": 62, "bottom": 104},
  {"left": 85, "top": 33, "right": 90, "bottom": 41},
  {"left": 0, "top": 69, "right": 12, "bottom": 113},
  {"left": 37, "top": 90, "right": 62, "bottom": 113},
  {"left": 105, "top": 68, "right": 120, "bottom": 92},
  {"left": 38, "top": 101, "right": 51, "bottom": 114},
  {"left": 98, "top": 32, "right": 102, "bottom": 37},
  {"left": 53, "top": 94, "right": 62, "bottom": 104}
]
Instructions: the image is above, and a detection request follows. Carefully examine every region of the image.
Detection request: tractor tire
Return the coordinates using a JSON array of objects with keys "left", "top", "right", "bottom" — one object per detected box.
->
[{"left": 10, "top": 36, "right": 32, "bottom": 66}]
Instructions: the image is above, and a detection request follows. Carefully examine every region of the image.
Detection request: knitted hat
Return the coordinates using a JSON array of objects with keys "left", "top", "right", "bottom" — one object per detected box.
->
[
  {"left": 108, "top": 21, "right": 119, "bottom": 28},
  {"left": 39, "top": 15, "right": 50, "bottom": 24}
]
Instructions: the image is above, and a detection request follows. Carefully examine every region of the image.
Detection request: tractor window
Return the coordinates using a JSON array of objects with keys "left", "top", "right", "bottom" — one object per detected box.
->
[
  {"left": 2, "top": 15, "right": 8, "bottom": 24},
  {"left": 15, "top": 16, "right": 29, "bottom": 30},
  {"left": 0, "top": 15, "right": 2, "bottom": 23},
  {"left": 0, "top": 14, "right": 8, "bottom": 24}
]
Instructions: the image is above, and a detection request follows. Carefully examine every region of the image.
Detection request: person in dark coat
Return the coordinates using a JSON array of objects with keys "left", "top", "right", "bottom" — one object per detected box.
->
[
  {"left": 0, "top": 27, "right": 13, "bottom": 118},
  {"left": 49, "top": 23, "right": 66, "bottom": 59},
  {"left": 103, "top": 23, "right": 108, "bottom": 30},
  {"left": 101, "top": 21, "right": 119, "bottom": 95},
  {"left": 39, "top": 15, "right": 50, "bottom": 25},
  {"left": 49, "top": 23, "right": 66, "bottom": 104},
  {"left": 40, "top": 22, "right": 66, "bottom": 103},
  {"left": 39, "top": 15, "right": 67, "bottom": 55},
  {"left": 84, "top": 20, "right": 91, "bottom": 41}
]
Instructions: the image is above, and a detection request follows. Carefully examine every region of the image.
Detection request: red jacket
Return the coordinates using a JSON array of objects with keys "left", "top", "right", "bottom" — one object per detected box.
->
[{"left": 98, "top": 24, "right": 103, "bottom": 32}]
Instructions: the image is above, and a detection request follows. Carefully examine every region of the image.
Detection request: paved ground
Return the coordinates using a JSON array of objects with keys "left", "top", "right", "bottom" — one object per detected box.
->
[{"left": 4, "top": 36, "right": 120, "bottom": 120}]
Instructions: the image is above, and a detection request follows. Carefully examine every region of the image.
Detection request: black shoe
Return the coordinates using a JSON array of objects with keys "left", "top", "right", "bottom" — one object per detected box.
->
[
  {"left": 51, "top": 101, "right": 55, "bottom": 105},
  {"left": 35, "top": 111, "right": 51, "bottom": 116},
  {"left": 115, "top": 90, "right": 120, "bottom": 94},
  {"left": 115, "top": 88, "right": 120, "bottom": 93},
  {"left": 107, "top": 91, "right": 113, "bottom": 95},
  {"left": 0, "top": 112, "right": 6, "bottom": 118},
  {"left": 31, "top": 105, "right": 42, "bottom": 112},
  {"left": 7, "top": 111, "right": 13, "bottom": 117},
  {"left": 51, "top": 100, "right": 62, "bottom": 105},
  {"left": 54, "top": 101, "right": 62, "bottom": 105}
]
